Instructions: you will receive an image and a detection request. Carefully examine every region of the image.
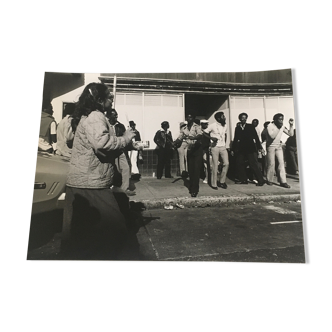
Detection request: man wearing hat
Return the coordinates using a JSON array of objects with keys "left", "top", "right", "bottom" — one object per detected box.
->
[
  {"left": 128, "top": 120, "right": 142, "bottom": 179},
  {"left": 177, "top": 121, "right": 188, "bottom": 178},
  {"left": 176, "top": 113, "right": 203, "bottom": 197},
  {"left": 203, "top": 112, "right": 229, "bottom": 189},
  {"left": 154, "top": 121, "right": 174, "bottom": 179}
]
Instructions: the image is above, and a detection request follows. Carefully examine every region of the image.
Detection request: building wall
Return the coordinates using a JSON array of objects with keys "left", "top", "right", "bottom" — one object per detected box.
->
[
  {"left": 51, "top": 73, "right": 100, "bottom": 123},
  {"left": 229, "top": 96, "right": 295, "bottom": 143},
  {"left": 115, "top": 92, "right": 185, "bottom": 149}
]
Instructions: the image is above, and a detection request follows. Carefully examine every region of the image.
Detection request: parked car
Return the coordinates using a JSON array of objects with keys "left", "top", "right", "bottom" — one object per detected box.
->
[{"left": 32, "top": 151, "right": 70, "bottom": 215}]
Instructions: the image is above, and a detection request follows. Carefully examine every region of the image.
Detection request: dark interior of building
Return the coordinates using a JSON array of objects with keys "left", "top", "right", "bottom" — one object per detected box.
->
[{"left": 185, "top": 94, "right": 228, "bottom": 119}]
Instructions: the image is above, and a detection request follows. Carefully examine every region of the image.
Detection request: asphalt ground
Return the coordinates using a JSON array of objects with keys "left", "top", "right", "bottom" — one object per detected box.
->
[{"left": 27, "top": 201, "right": 304, "bottom": 263}]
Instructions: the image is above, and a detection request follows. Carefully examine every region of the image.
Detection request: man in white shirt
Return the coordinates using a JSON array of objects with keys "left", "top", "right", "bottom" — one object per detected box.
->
[
  {"left": 204, "top": 112, "right": 229, "bottom": 189},
  {"left": 266, "top": 113, "right": 294, "bottom": 188}
]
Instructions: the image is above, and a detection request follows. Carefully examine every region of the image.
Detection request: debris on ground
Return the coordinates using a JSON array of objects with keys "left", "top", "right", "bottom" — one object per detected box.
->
[
  {"left": 296, "top": 200, "right": 301, "bottom": 203},
  {"left": 175, "top": 203, "right": 185, "bottom": 209},
  {"left": 164, "top": 204, "right": 174, "bottom": 210}
]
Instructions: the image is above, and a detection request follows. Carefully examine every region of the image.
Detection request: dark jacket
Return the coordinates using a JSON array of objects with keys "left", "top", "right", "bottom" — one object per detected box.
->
[
  {"left": 232, "top": 123, "right": 262, "bottom": 153},
  {"left": 154, "top": 130, "right": 173, "bottom": 149}
]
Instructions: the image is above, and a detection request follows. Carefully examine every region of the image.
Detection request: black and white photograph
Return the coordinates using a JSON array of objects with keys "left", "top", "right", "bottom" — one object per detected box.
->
[{"left": 28, "top": 70, "right": 304, "bottom": 262}]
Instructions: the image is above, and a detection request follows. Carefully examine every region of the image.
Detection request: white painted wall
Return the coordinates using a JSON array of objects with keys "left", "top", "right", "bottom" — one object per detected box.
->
[
  {"left": 229, "top": 96, "right": 295, "bottom": 143},
  {"left": 51, "top": 73, "right": 101, "bottom": 124}
]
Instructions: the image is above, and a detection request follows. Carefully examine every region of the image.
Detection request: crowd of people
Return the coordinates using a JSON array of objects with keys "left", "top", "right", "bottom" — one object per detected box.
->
[
  {"left": 153, "top": 111, "right": 297, "bottom": 197},
  {"left": 38, "top": 82, "right": 298, "bottom": 258}
]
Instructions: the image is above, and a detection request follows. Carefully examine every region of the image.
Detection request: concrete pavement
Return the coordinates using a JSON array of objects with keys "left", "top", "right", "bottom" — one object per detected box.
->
[{"left": 128, "top": 174, "right": 301, "bottom": 209}]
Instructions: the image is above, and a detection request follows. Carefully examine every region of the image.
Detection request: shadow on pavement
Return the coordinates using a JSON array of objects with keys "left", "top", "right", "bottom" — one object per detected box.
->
[{"left": 28, "top": 210, "right": 63, "bottom": 251}]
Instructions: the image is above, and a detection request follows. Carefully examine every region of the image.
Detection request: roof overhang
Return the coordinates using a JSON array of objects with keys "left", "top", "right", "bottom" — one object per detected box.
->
[{"left": 99, "top": 76, "right": 292, "bottom": 96}]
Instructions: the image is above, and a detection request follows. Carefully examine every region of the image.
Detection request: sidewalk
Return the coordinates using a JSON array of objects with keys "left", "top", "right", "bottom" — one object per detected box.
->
[{"left": 128, "top": 175, "right": 301, "bottom": 209}]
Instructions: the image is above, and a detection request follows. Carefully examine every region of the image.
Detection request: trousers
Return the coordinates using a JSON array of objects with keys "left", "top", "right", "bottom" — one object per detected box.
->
[
  {"left": 187, "top": 147, "right": 203, "bottom": 193},
  {"left": 236, "top": 151, "right": 264, "bottom": 184},
  {"left": 202, "top": 148, "right": 211, "bottom": 183},
  {"left": 115, "top": 153, "right": 130, "bottom": 191},
  {"left": 266, "top": 145, "right": 287, "bottom": 183},
  {"left": 129, "top": 150, "right": 139, "bottom": 174},
  {"left": 177, "top": 143, "right": 188, "bottom": 174},
  {"left": 156, "top": 148, "right": 172, "bottom": 178},
  {"left": 210, "top": 146, "right": 229, "bottom": 186}
]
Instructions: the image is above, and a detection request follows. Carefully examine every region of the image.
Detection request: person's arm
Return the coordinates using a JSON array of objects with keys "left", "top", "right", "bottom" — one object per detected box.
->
[
  {"left": 253, "top": 126, "right": 263, "bottom": 151},
  {"left": 154, "top": 130, "right": 162, "bottom": 147},
  {"left": 231, "top": 127, "right": 239, "bottom": 151},
  {"left": 50, "top": 121, "right": 57, "bottom": 152},
  {"left": 85, "top": 111, "right": 133, "bottom": 154},
  {"left": 65, "top": 118, "right": 74, "bottom": 148},
  {"left": 283, "top": 119, "right": 294, "bottom": 136}
]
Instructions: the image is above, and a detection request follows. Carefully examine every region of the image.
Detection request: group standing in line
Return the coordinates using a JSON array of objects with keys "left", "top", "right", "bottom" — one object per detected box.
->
[{"left": 154, "top": 110, "right": 296, "bottom": 197}]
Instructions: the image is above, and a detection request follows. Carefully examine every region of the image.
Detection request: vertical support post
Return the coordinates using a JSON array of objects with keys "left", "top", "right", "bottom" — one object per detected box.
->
[{"left": 112, "top": 75, "right": 117, "bottom": 108}]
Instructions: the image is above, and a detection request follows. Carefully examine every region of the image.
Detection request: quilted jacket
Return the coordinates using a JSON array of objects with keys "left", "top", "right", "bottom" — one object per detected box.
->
[{"left": 66, "top": 110, "right": 131, "bottom": 189}]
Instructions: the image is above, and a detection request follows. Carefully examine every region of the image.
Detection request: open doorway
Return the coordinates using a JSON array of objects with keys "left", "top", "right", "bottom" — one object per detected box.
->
[{"left": 185, "top": 94, "right": 228, "bottom": 119}]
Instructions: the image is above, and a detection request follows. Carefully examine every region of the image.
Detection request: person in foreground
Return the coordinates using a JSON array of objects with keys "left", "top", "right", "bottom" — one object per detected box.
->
[{"left": 61, "top": 83, "right": 136, "bottom": 260}]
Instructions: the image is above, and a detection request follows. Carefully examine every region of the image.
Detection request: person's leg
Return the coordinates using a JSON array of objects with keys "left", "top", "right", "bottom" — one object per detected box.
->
[
  {"left": 247, "top": 152, "right": 264, "bottom": 184},
  {"left": 178, "top": 146, "right": 185, "bottom": 174},
  {"left": 210, "top": 147, "right": 219, "bottom": 187},
  {"left": 191, "top": 149, "right": 203, "bottom": 194},
  {"left": 275, "top": 145, "right": 287, "bottom": 184},
  {"left": 266, "top": 146, "right": 276, "bottom": 183},
  {"left": 164, "top": 149, "right": 172, "bottom": 177},
  {"left": 187, "top": 153, "right": 194, "bottom": 192},
  {"left": 202, "top": 149, "right": 208, "bottom": 182},
  {"left": 156, "top": 149, "right": 165, "bottom": 178},
  {"left": 130, "top": 150, "right": 139, "bottom": 174},
  {"left": 219, "top": 146, "right": 229, "bottom": 184},
  {"left": 118, "top": 153, "right": 130, "bottom": 191},
  {"left": 236, "top": 152, "right": 247, "bottom": 182},
  {"left": 288, "top": 147, "right": 298, "bottom": 174},
  {"left": 184, "top": 146, "right": 188, "bottom": 172}
]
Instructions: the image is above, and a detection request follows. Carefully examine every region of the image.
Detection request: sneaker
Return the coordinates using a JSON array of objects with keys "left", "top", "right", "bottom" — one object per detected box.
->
[
  {"left": 219, "top": 183, "right": 228, "bottom": 189},
  {"left": 125, "top": 190, "right": 136, "bottom": 196},
  {"left": 203, "top": 179, "right": 208, "bottom": 184},
  {"left": 280, "top": 183, "right": 291, "bottom": 188}
]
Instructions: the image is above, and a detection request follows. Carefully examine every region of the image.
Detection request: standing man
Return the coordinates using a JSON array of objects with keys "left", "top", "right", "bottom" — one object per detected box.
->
[
  {"left": 231, "top": 113, "right": 265, "bottom": 186},
  {"left": 177, "top": 114, "right": 203, "bottom": 197},
  {"left": 38, "top": 102, "right": 57, "bottom": 153},
  {"left": 204, "top": 112, "right": 229, "bottom": 189},
  {"left": 266, "top": 113, "right": 294, "bottom": 188},
  {"left": 154, "top": 121, "right": 174, "bottom": 179},
  {"left": 260, "top": 121, "right": 271, "bottom": 179},
  {"left": 200, "top": 120, "right": 211, "bottom": 184},
  {"left": 251, "top": 118, "right": 263, "bottom": 183},
  {"left": 128, "top": 120, "right": 142, "bottom": 180},
  {"left": 106, "top": 108, "right": 136, "bottom": 196},
  {"left": 177, "top": 121, "right": 189, "bottom": 178}
]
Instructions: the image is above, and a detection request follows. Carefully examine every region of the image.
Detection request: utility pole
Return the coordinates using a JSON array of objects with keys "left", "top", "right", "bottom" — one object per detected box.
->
[{"left": 112, "top": 75, "right": 117, "bottom": 108}]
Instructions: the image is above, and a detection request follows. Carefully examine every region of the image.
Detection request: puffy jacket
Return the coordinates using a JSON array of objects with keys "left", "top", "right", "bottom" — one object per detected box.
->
[{"left": 66, "top": 110, "right": 131, "bottom": 189}]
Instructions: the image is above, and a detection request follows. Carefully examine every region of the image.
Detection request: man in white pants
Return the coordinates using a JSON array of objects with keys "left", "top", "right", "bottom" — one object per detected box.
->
[
  {"left": 128, "top": 120, "right": 141, "bottom": 179},
  {"left": 266, "top": 113, "right": 294, "bottom": 188},
  {"left": 203, "top": 112, "right": 229, "bottom": 190}
]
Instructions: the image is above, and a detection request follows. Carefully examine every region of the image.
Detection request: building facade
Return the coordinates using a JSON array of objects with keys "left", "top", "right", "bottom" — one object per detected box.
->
[{"left": 43, "top": 70, "right": 295, "bottom": 177}]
